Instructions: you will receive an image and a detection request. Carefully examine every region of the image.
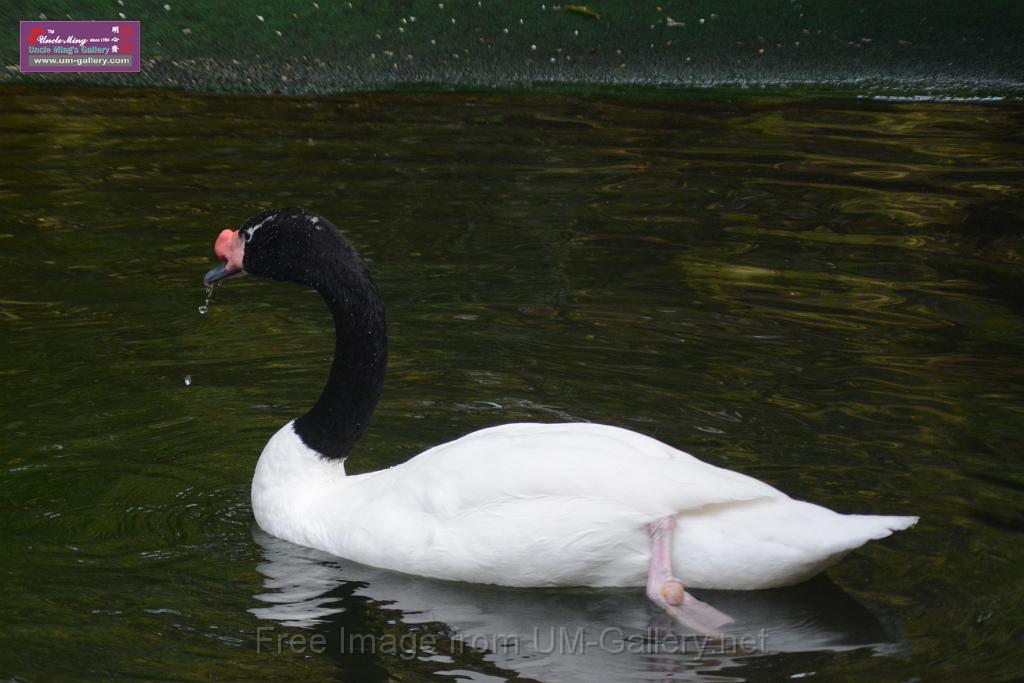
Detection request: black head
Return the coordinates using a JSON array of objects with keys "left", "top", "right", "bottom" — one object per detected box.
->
[{"left": 204, "top": 208, "right": 368, "bottom": 293}]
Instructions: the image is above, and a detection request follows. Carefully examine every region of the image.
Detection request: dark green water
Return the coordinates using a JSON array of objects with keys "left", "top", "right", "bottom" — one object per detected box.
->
[{"left": 1, "top": 87, "right": 1022, "bottom": 681}]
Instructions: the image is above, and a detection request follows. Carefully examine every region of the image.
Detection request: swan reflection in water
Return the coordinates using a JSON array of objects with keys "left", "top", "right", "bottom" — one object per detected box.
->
[{"left": 249, "top": 528, "right": 907, "bottom": 682}]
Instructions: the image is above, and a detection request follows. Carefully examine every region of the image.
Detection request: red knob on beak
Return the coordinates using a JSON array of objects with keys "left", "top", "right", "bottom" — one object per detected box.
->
[{"left": 214, "top": 229, "right": 236, "bottom": 261}]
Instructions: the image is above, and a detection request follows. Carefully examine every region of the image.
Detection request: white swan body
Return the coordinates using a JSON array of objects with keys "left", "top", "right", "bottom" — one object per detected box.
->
[{"left": 253, "top": 421, "right": 917, "bottom": 590}]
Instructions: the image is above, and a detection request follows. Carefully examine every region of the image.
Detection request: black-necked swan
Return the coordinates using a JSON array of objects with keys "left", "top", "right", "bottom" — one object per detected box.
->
[{"left": 203, "top": 208, "right": 918, "bottom": 635}]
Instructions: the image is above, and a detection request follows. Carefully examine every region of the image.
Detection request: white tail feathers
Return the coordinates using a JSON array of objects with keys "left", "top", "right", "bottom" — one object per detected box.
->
[
  {"left": 883, "top": 515, "right": 920, "bottom": 532},
  {"left": 842, "top": 513, "right": 919, "bottom": 546}
]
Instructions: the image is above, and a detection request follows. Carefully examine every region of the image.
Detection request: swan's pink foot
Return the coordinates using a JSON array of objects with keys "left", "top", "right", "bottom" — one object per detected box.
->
[{"left": 647, "top": 515, "right": 733, "bottom": 636}]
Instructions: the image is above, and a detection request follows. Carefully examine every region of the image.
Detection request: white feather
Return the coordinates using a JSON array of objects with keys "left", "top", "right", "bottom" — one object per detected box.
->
[{"left": 251, "top": 421, "right": 917, "bottom": 590}]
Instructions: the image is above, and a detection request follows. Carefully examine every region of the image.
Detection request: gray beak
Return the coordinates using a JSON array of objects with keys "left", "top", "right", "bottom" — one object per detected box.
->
[{"left": 204, "top": 262, "right": 246, "bottom": 286}]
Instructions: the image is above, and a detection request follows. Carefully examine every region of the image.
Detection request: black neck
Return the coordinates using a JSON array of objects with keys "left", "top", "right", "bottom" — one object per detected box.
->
[{"left": 293, "top": 253, "right": 387, "bottom": 461}]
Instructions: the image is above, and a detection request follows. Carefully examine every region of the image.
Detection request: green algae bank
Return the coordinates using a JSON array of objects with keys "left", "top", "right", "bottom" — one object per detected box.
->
[
  {"left": 3, "top": 1, "right": 1023, "bottom": 96},
  {"left": 1, "top": 86, "right": 1022, "bottom": 681}
]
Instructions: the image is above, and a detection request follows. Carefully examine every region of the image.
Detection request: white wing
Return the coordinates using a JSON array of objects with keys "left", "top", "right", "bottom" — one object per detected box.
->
[{"left": 395, "top": 422, "right": 784, "bottom": 519}]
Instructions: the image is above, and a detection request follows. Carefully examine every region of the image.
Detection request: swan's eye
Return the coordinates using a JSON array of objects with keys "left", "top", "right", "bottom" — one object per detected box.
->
[{"left": 243, "top": 228, "right": 253, "bottom": 242}]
